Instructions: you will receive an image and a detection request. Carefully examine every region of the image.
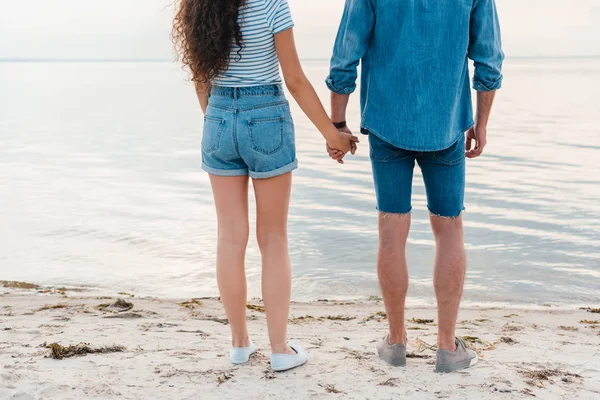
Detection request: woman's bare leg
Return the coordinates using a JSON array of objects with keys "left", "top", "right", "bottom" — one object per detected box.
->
[
  {"left": 252, "top": 173, "right": 295, "bottom": 355},
  {"left": 209, "top": 174, "right": 250, "bottom": 348}
]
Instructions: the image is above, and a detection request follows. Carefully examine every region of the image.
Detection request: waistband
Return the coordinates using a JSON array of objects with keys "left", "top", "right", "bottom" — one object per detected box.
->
[{"left": 210, "top": 84, "right": 284, "bottom": 98}]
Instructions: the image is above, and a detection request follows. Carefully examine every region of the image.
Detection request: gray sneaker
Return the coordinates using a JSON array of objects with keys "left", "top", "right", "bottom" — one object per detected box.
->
[
  {"left": 376, "top": 335, "right": 406, "bottom": 367},
  {"left": 435, "top": 337, "right": 478, "bottom": 373}
]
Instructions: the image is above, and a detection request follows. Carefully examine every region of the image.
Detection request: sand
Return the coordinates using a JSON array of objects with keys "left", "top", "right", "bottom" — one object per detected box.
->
[{"left": 1, "top": 283, "right": 599, "bottom": 399}]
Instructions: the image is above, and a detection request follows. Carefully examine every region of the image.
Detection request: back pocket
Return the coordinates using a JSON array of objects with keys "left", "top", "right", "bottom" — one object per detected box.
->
[
  {"left": 433, "top": 138, "right": 465, "bottom": 166},
  {"left": 202, "top": 116, "right": 225, "bottom": 154},
  {"left": 248, "top": 116, "right": 284, "bottom": 155}
]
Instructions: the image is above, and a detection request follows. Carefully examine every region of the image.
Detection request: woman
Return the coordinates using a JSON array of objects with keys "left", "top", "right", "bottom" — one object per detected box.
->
[{"left": 173, "top": 0, "right": 358, "bottom": 372}]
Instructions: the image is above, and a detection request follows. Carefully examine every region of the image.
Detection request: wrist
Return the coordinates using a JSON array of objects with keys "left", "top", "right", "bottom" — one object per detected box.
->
[
  {"left": 325, "top": 128, "right": 341, "bottom": 143},
  {"left": 475, "top": 118, "right": 489, "bottom": 128}
]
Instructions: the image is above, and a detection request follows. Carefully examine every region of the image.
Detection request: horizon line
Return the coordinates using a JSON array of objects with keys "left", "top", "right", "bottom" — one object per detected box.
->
[{"left": 1, "top": 55, "right": 599, "bottom": 63}]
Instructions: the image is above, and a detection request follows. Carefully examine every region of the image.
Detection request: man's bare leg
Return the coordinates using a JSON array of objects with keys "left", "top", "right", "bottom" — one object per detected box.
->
[
  {"left": 431, "top": 215, "right": 466, "bottom": 351},
  {"left": 378, "top": 212, "right": 411, "bottom": 345}
]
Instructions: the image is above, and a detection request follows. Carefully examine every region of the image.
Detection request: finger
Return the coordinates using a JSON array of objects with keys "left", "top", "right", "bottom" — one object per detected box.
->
[
  {"left": 349, "top": 135, "right": 360, "bottom": 142},
  {"left": 467, "top": 147, "right": 483, "bottom": 158},
  {"left": 466, "top": 137, "right": 472, "bottom": 151},
  {"left": 351, "top": 143, "right": 357, "bottom": 155}
]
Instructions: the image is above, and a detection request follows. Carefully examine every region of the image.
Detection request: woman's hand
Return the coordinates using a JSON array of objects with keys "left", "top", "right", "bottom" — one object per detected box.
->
[
  {"left": 326, "top": 130, "right": 359, "bottom": 163},
  {"left": 326, "top": 126, "right": 358, "bottom": 164}
]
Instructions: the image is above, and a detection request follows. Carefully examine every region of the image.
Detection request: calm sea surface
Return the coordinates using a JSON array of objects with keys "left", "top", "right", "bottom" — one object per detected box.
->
[{"left": 1, "top": 59, "right": 599, "bottom": 306}]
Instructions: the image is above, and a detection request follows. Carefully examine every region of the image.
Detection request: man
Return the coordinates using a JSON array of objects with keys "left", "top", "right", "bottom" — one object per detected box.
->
[{"left": 326, "top": 0, "right": 504, "bottom": 372}]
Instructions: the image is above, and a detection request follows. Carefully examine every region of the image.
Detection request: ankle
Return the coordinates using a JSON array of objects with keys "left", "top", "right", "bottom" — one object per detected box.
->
[
  {"left": 231, "top": 336, "right": 250, "bottom": 348},
  {"left": 438, "top": 337, "right": 457, "bottom": 351},
  {"left": 388, "top": 329, "right": 407, "bottom": 345},
  {"left": 271, "top": 343, "right": 295, "bottom": 355}
]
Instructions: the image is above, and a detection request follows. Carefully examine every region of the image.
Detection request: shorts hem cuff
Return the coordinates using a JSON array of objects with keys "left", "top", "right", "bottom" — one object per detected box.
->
[
  {"left": 428, "top": 207, "right": 465, "bottom": 219},
  {"left": 249, "top": 159, "right": 298, "bottom": 179},
  {"left": 202, "top": 163, "right": 248, "bottom": 177},
  {"left": 377, "top": 206, "right": 413, "bottom": 215}
]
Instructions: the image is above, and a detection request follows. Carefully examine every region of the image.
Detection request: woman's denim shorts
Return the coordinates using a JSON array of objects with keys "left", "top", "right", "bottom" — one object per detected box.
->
[{"left": 201, "top": 85, "right": 297, "bottom": 179}]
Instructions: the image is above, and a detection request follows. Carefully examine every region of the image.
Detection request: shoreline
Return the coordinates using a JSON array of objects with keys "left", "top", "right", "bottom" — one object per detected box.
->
[
  {"left": 1, "top": 280, "right": 596, "bottom": 311},
  {"left": 1, "top": 282, "right": 600, "bottom": 399}
]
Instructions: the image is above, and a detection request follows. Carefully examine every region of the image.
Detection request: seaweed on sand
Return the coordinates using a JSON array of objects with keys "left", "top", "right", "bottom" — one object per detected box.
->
[
  {"left": 462, "top": 336, "right": 496, "bottom": 353},
  {"left": 319, "top": 384, "right": 343, "bottom": 394},
  {"left": 105, "top": 313, "right": 143, "bottom": 319},
  {"left": 406, "top": 352, "right": 432, "bottom": 359},
  {"left": 289, "top": 315, "right": 317, "bottom": 323},
  {"left": 45, "top": 342, "right": 125, "bottom": 360},
  {"left": 217, "top": 372, "right": 233, "bottom": 385},
  {"left": 462, "top": 336, "right": 485, "bottom": 344},
  {"left": 246, "top": 304, "right": 266, "bottom": 313},
  {"left": 97, "top": 299, "right": 134, "bottom": 312},
  {"left": 1, "top": 281, "right": 39, "bottom": 289},
  {"left": 203, "top": 316, "right": 229, "bottom": 325},
  {"left": 559, "top": 326, "right": 578, "bottom": 331},
  {"left": 363, "top": 312, "right": 387, "bottom": 322},
  {"left": 178, "top": 299, "right": 203, "bottom": 310},
  {"left": 325, "top": 315, "right": 356, "bottom": 321},
  {"left": 500, "top": 336, "right": 517, "bottom": 345},
  {"left": 580, "top": 307, "right": 600, "bottom": 314},
  {"left": 34, "top": 304, "right": 69, "bottom": 312},
  {"left": 410, "top": 318, "right": 434, "bottom": 324},
  {"left": 520, "top": 368, "right": 582, "bottom": 388},
  {"left": 580, "top": 319, "right": 599, "bottom": 325}
]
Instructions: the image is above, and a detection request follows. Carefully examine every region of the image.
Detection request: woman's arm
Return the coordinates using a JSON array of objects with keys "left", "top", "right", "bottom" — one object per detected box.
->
[
  {"left": 275, "top": 29, "right": 357, "bottom": 155},
  {"left": 195, "top": 82, "right": 209, "bottom": 114}
]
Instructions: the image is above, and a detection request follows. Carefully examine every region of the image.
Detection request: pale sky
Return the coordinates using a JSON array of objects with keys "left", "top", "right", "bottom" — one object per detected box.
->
[{"left": 0, "top": 0, "right": 599, "bottom": 60}]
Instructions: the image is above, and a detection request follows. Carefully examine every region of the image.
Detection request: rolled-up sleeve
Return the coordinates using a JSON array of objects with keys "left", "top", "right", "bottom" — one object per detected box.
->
[
  {"left": 468, "top": 0, "right": 504, "bottom": 91},
  {"left": 326, "top": 0, "right": 375, "bottom": 94}
]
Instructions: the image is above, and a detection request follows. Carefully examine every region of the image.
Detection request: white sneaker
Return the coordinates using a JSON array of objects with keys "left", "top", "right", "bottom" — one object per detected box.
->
[
  {"left": 270, "top": 344, "right": 308, "bottom": 372},
  {"left": 230, "top": 341, "right": 256, "bottom": 364}
]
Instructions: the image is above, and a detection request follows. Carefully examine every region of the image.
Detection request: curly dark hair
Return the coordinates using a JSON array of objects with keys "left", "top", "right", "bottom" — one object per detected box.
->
[{"left": 172, "top": 0, "right": 245, "bottom": 84}]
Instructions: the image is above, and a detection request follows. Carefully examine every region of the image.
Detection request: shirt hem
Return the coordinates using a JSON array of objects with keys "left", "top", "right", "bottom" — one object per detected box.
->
[
  {"left": 361, "top": 122, "right": 474, "bottom": 152},
  {"left": 211, "top": 81, "right": 284, "bottom": 88}
]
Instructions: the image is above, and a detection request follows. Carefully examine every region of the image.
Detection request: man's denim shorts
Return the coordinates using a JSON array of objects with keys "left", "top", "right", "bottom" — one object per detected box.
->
[
  {"left": 201, "top": 85, "right": 297, "bottom": 179},
  {"left": 369, "top": 132, "right": 465, "bottom": 218}
]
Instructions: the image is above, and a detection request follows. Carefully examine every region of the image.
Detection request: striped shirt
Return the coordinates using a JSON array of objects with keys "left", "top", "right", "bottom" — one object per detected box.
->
[{"left": 212, "top": 0, "right": 294, "bottom": 87}]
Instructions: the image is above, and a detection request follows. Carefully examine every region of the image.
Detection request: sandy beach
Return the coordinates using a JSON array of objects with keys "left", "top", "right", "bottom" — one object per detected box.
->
[{"left": 1, "top": 282, "right": 599, "bottom": 400}]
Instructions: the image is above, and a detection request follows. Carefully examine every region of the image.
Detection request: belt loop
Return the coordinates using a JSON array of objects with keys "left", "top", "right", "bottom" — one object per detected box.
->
[{"left": 233, "top": 88, "right": 238, "bottom": 100}]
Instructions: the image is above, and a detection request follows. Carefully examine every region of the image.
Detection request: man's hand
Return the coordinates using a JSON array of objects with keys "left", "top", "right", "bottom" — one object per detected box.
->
[
  {"left": 465, "top": 125, "right": 487, "bottom": 158},
  {"left": 327, "top": 126, "right": 357, "bottom": 164}
]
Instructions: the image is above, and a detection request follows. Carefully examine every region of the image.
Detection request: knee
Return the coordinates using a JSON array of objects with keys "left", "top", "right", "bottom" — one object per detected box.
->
[
  {"left": 256, "top": 228, "right": 287, "bottom": 251},
  {"left": 218, "top": 221, "right": 249, "bottom": 249},
  {"left": 430, "top": 215, "right": 463, "bottom": 240},
  {"left": 379, "top": 212, "right": 411, "bottom": 249}
]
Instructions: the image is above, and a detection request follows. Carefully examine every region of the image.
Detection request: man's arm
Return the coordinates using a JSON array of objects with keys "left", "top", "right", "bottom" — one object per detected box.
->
[
  {"left": 466, "top": 0, "right": 504, "bottom": 158},
  {"left": 466, "top": 91, "right": 495, "bottom": 158},
  {"left": 325, "top": 0, "right": 375, "bottom": 161},
  {"left": 326, "top": 0, "right": 375, "bottom": 100},
  {"left": 330, "top": 93, "right": 350, "bottom": 126}
]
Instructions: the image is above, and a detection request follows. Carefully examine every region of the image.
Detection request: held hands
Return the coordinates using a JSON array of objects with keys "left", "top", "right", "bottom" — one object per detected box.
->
[
  {"left": 326, "top": 126, "right": 359, "bottom": 164},
  {"left": 465, "top": 124, "right": 487, "bottom": 158}
]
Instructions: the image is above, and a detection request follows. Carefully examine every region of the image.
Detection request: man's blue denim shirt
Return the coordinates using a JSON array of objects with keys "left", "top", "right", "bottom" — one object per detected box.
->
[{"left": 326, "top": 0, "right": 504, "bottom": 151}]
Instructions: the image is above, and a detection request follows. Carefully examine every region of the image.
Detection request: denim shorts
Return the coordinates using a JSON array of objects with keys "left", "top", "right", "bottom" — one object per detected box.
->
[
  {"left": 201, "top": 85, "right": 297, "bottom": 179},
  {"left": 369, "top": 132, "right": 465, "bottom": 217}
]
